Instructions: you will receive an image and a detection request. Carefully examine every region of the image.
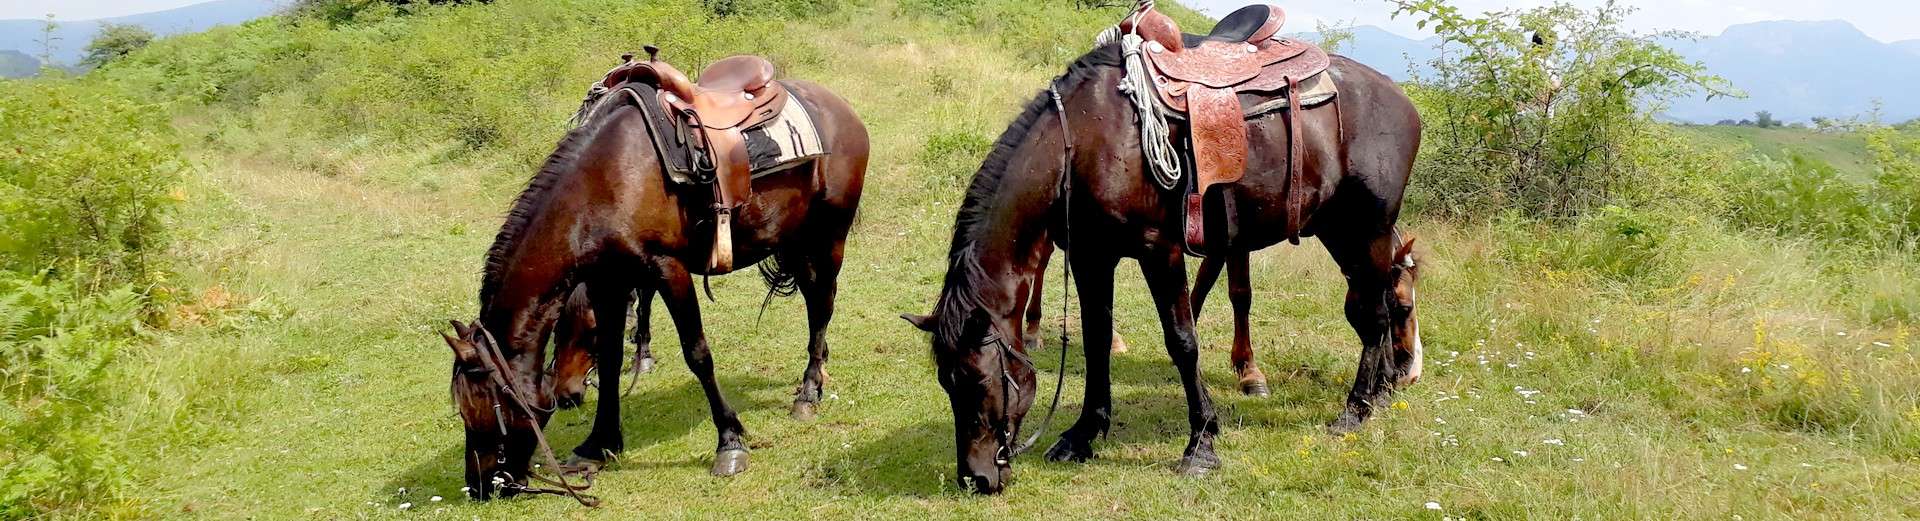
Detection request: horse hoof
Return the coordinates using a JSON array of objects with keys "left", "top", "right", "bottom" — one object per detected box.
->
[
  {"left": 1174, "top": 455, "right": 1219, "bottom": 477},
  {"left": 1326, "top": 411, "right": 1368, "bottom": 435},
  {"left": 635, "top": 357, "right": 655, "bottom": 375},
  {"left": 1239, "top": 380, "right": 1270, "bottom": 397},
  {"left": 790, "top": 400, "right": 818, "bottom": 421},
  {"left": 1044, "top": 437, "right": 1094, "bottom": 463},
  {"left": 1110, "top": 335, "right": 1130, "bottom": 354},
  {"left": 711, "top": 449, "right": 749, "bottom": 477}
]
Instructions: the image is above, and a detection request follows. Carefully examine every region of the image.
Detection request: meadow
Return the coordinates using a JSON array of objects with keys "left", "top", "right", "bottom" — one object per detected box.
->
[{"left": 4, "top": 0, "right": 1920, "bottom": 519}]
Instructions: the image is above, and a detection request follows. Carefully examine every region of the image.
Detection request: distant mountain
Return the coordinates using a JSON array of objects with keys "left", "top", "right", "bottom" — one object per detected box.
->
[
  {"left": 0, "top": 0, "right": 283, "bottom": 67},
  {"left": 1307, "top": 20, "right": 1920, "bottom": 124},
  {"left": 0, "top": 50, "right": 37, "bottom": 78},
  {"left": 1294, "top": 25, "right": 1439, "bottom": 80},
  {"left": 1662, "top": 21, "right": 1920, "bottom": 124},
  {"left": 1896, "top": 40, "right": 1920, "bottom": 57}
]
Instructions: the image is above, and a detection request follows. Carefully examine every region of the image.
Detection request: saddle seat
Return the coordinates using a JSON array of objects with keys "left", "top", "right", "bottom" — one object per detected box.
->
[
  {"left": 596, "top": 49, "right": 792, "bottom": 273},
  {"left": 1113, "top": 3, "right": 1334, "bottom": 254}
]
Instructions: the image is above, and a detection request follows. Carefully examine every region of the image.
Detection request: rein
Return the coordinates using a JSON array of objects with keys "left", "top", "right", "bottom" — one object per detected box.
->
[{"left": 469, "top": 325, "right": 602, "bottom": 507}]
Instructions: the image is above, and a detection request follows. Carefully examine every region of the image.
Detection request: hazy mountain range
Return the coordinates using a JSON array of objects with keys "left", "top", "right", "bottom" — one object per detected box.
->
[
  {"left": 1302, "top": 20, "right": 1920, "bottom": 124},
  {"left": 0, "top": 0, "right": 281, "bottom": 75},
  {"left": 5, "top": 1, "right": 1917, "bottom": 123}
]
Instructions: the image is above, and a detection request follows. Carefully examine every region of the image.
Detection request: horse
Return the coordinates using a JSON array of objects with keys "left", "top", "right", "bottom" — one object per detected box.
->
[
  {"left": 440, "top": 77, "right": 868, "bottom": 500},
  {"left": 901, "top": 43, "right": 1421, "bottom": 493},
  {"left": 550, "top": 286, "right": 656, "bottom": 410}
]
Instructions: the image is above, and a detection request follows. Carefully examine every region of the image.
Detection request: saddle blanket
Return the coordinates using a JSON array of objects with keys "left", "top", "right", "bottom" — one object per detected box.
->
[{"left": 623, "top": 81, "right": 829, "bottom": 185}]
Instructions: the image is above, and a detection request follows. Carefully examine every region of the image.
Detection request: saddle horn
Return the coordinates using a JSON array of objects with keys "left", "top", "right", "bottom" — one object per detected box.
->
[{"left": 644, "top": 45, "right": 661, "bottom": 62}]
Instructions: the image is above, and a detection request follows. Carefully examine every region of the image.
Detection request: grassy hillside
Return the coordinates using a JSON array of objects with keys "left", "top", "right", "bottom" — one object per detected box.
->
[
  {"left": 1680, "top": 125, "right": 1876, "bottom": 178},
  {"left": 6, "top": 1, "right": 1920, "bottom": 519}
]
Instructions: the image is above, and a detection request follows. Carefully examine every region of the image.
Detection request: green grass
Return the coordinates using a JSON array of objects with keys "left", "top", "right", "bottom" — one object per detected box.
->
[
  {"left": 1680, "top": 125, "right": 1876, "bottom": 179},
  {"left": 77, "top": 2, "right": 1920, "bottom": 520}
]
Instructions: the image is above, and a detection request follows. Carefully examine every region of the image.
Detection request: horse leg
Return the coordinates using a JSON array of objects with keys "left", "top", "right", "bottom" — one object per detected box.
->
[
  {"left": 1140, "top": 249, "right": 1221, "bottom": 476},
  {"left": 1323, "top": 231, "right": 1400, "bottom": 434},
  {"left": 658, "top": 261, "right": 751, "bottom": 476},
  {"left": 630, "top": 287, "right": 656, "bottom": 375},
  {"left": 1024, "top": 246, "right": 1051, "bottom": 352},
  {"left": 571, "top": 283, "right": 633, "bottom": 463},
  {"left": 1044, "top": 253, "right": 1118, "bottom": 463},
  {"left": 1225, "top": 252, "right": 1266, "bottom": 396},
  {"left": 788, "top": 244, "right": 845, "bottom": 421}
]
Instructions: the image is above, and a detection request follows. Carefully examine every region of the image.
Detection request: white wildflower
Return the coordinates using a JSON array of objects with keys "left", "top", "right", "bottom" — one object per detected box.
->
[
  {"left": 399, "top": 503, "right": 413, "bottom": 510},
  {"left": 430, "top": 496, "right": 443, "bottom": 502},
  {"left": 1425, "top": 501, "right": 1442, "bottom": 510},
  {"left": 1543, "top": 438, "right": 1565, "bottom": 446},
  {"left": 1733, "top": 463, "right": 1749, "bottom": 471}
]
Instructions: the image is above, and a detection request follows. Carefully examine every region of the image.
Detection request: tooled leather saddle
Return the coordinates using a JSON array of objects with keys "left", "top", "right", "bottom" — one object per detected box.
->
[
  {"left": 1111, "top": 2, "right": 1333, "bottom": 254},
  {"left": 594, "top": 47, "right": 789, "bottom": 273}
]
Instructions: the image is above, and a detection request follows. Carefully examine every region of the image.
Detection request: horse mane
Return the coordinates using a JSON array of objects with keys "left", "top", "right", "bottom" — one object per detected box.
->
[
  {"left": 478, "top": 95, "right": 631, "bottom": 313},
  {"left": 934, "top": 45, "right": 1123, "bottom": 352}
]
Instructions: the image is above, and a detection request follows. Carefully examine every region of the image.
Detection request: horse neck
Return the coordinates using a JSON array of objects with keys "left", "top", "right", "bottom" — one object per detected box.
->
[
  {"left": 478, "top": 108, "right": 650, "bottom": 370},
  {"left": 941, "top": 113, "right": 1070, "bottom": 328}
]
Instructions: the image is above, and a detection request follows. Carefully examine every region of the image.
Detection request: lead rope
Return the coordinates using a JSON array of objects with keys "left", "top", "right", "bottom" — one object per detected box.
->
[{"left": 1013, "top": 83, "right": 1076, "bottom": 456}]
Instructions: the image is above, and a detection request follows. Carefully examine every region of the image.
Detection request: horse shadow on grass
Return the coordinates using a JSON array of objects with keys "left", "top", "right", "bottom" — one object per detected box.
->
[
  {"left": 821, "top": 364, "right": 1288, "bottom": 499},
  {"left": 381, "top": 372, "right": 786, "bottom": 503}
]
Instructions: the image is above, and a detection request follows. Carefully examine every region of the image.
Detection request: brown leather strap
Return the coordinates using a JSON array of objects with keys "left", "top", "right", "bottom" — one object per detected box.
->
[{"left": 1285, "top": 76, "right": 1305, "bottom": 238}]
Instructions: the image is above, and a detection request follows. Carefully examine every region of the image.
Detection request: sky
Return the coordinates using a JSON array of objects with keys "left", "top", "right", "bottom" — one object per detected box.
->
[
  {"left": 1187, "top": 0, "right": 1920, "bottom": 43},
  {"left": 3, "top": 0, "right": 1916, "bottom": 42},
  {"left": 0, "top": 0, "right": 269, "bottom": 20}
]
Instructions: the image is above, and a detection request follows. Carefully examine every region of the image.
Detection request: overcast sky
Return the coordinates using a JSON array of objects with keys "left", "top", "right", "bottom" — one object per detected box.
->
[
  {"left": 1188, "top": 0, "right": 1920, "bottom": 43},
  {"left": 5, "top": 0, "right": 1917, "bottom": 43}
]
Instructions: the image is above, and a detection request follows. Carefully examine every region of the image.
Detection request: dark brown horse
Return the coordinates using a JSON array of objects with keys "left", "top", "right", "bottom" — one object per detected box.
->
[
  {"left": 441, "top": 79, "right": 867, "bottom": 500},
  {"left": 903, "top": 44, "right": 1420, "bottom": 493}
]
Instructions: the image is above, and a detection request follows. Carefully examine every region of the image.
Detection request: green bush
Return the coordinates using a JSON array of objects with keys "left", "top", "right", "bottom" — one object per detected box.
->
[
  {"left": 0, "top": 271, "right": 145, "bottom": 519},
  {"left": 1395, "top": 0, "right": 1730, "bottom": 221},
  {"left": 0, "top": 81, "right": 185, "bottom": 290}
]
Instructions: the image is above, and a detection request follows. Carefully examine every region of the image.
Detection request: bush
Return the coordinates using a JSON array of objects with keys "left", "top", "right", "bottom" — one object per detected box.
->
[
  {"left": 0, "top": 271, "right": 146, "bottom": 519},
  {"left": 0, "top": 81, "right": 185, "bottom": 290},
  {"left": 1394, "top": 0, "right": 1731, "bottom": 221}
]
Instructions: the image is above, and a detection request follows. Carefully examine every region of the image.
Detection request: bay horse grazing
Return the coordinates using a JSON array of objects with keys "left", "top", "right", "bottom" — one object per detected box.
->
[
  {"left": 440, "top": 58, "right": 867, "bottom": 499},
  {"left": 901, "top": 27, "right": 1420, "bottom": 493}
]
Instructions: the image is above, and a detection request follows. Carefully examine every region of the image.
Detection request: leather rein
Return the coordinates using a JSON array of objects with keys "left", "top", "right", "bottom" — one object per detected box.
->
[{"left": 464, "top": 324, "right": 601, "bottom": 507}]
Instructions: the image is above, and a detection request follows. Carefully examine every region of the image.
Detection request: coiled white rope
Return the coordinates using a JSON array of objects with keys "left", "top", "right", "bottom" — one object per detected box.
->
[{"left": 1098, "top": 25, "right": 1184, "bottom": 191}]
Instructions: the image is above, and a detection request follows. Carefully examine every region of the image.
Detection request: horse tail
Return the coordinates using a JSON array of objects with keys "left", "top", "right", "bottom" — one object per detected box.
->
[{"left": 756, "top": 256, "right": 802, "bottom": 322}]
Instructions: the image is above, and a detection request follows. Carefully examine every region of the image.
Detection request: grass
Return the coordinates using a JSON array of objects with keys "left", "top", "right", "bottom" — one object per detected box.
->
[
  {"left": 90, "top": 2, "right": 1920, "bottom": 520},
  {"left": 1680, "top": 125, "right": 1876, "bottom": 179}
]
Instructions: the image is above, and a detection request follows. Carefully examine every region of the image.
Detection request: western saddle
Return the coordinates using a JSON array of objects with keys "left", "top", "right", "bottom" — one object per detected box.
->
[
  {"left": 597, "top": 47, "right": 790, "bottom": 273},
  {"left": 1112, "top": 2, "right": 1331, "bottom": 253}
]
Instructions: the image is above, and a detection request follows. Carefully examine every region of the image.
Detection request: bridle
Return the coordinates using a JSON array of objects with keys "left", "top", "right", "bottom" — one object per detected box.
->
[
  {"left": 458, "top": 324, "right": 601, "bottom": 507},
  {"left": 970, "top": 80, "right": 1080, "bottom": 476}
]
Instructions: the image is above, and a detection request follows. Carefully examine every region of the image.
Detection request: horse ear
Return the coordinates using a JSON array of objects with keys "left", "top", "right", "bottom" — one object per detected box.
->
[
  {"left": 449, "top": 320, "right": 472, "bottom": 337},
  {"left": 443, "top": 332, "right": 478, "bottom": 363},
  {"left": 1396, "top": 236, "right": 1417, "bottom": 266},
  {"left": 900, "top": 313, "right": 937, "bottom": 333}
]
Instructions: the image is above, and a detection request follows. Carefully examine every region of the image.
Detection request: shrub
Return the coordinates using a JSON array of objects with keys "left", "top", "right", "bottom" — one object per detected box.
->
[
  {"left": 1394, "top": 0, "right": 1731, "bottom": 221},
  {"left": 0, "top": 271, "right": 146, "bottom": 519},
  {"left": 0, "top": 81, "right": 185, "bottom": 291}
]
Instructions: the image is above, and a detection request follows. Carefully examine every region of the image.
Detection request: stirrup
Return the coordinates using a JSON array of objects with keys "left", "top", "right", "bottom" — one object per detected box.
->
[{"left": 709, "top": 210, "right": 735, "bottom": 273}]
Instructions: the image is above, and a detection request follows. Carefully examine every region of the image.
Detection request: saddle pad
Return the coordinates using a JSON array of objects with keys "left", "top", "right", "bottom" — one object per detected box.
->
[{"left": 621, "top": 83, "right": 827, "bottom": 185}]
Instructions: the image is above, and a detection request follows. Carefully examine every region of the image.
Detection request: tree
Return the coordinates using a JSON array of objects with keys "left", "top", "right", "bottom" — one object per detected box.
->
[
  {"left": 80, "top": 23, "right": 154, "bottom": 69},
  {"left": 1754, "top": 110, "right": 1778, "bottom": 129},
  {"left": 1390, "top": 0, "right": 1733, "bottom": 219}
]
